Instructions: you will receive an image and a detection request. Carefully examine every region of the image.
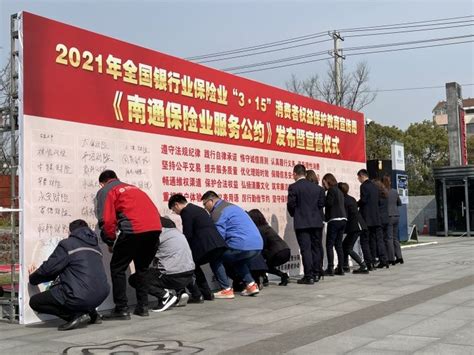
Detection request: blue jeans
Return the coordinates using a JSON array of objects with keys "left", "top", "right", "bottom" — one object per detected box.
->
[{"left": 210, "top": 249, "right": 261, "bottom": 289}]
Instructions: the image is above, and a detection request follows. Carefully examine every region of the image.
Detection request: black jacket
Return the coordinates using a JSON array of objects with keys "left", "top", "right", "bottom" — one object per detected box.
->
[
  {"left": 287, "top": 178, "right": 325, "bottom": 229},
  {"left": 29, "top": 227, "right": 110, "bottom": 311},
  {"left": 358, "top": 180, "right": 381, "bottom": 227},
  {"left": 257, "top": 224, "right": 290, "bottom": 261},
  {"left": 180, "top": 203, "right": 227, "bottom": 265},
  {"left": 343, "top": 194, "right": 367, "bottom": 233},
  {"left": 379, "top": 193, "right": 389, "bottom": 225},
  {"left": 324, "top": 186, "right": 347, "bottom": 222}
]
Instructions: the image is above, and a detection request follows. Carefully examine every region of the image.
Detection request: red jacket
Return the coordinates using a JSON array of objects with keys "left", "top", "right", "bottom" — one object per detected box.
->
[{"left": 96, "top": 179, "right": 162, "bottom": 241}]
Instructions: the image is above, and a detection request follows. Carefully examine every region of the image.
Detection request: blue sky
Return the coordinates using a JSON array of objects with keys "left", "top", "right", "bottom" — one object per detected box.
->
[{"left": 0, "top": 0, "right": 473, "bottom": 129}]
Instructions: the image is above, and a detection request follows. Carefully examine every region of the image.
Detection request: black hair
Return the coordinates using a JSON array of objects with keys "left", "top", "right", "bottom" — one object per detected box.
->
[
  {"left": 160, "top": 216, "right": 176, "bottom": 228},
  {"left": 168, "top": 193, "right": 187, "bottom": 209},
  {"left": 99, "top": 170, "right": 118, "bottom": 183},
  {"left": 69, "top": 219, "right": 89, "bottom": 232},
  {"left": 247, "top": 209, "right": 268, "bottom": 227},
  {"left": 357, "top": 169, "right": 369, "bottom": 178},
  {"left": 293, "top": 164, "right": 306, "bottom": 176},
  {"left": 201, "top": 190, "right": 219, "bottom": 201}
]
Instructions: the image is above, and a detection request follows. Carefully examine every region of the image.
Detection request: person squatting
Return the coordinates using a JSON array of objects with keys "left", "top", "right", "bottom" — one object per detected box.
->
[{"left": 29, "top": 167, "right": 404, "bottom": 330}]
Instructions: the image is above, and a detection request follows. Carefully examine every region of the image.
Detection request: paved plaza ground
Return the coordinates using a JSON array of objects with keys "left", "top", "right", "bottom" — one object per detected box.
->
[{"left": 1, "top": 236, "right": 473, "bottom": 354}]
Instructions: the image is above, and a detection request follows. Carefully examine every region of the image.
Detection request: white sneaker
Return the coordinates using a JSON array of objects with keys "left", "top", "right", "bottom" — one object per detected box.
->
[
  {"left": 152, "top": 293, "right": 178, "bottom": 312},
  {"left": 175, "top": 292, "right": 189, "bottom": 307}
]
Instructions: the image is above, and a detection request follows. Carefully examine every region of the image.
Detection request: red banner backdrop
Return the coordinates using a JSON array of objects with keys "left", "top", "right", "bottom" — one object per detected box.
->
[{"left": 23, "top": 12, "right": 365, "bottom": 163}]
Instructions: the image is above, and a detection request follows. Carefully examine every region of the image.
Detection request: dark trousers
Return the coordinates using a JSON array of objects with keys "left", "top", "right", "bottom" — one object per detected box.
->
[
  {"left": 388, "top": 216, "right": 403, "bottom": 259},
  {"left": 30, "top": 290, "right": 77, "bottom": 322},
  {"left": 368, "top": 225, "right": 387, "bottom": 263},
  {"left": 342, "top": 231, "right": 363, "bottom": 266},
  {"left": 383, "top": 222, "right": 395, "bottom": 262},
  {"left": 267, "top": 249, "right": 291, "bottom": 277},
  {"left": 359, "top": 229, "right": 373, "bottom": 264},
  {"left": 326, "top": 220, "right": 346, "bottom": 269},
  {"left": 296, "top": 227, "right": 323, "bottom": 278},
  {"left": 193, "top": 265, "right": 212, "bottom": 299},
  {"left": 110, "top": 231, "right": 160, "bottom": 309},
  {"left": 129, "top": 269, "right": 192, "bottom": 299}
]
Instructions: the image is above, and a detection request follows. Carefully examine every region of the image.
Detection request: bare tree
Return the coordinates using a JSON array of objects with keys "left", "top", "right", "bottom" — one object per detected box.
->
[{"left": 286, "top": 60, "right": 377, "bottom": 111}]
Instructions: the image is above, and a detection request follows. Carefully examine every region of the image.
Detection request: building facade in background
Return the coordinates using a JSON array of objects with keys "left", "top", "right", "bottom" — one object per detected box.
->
[{"left": 433, "top": 98, "right": 474, "bottom": 135}]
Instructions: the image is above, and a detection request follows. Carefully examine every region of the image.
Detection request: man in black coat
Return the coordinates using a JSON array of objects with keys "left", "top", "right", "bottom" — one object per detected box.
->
[
  {"left": 357, "top": 169, "right": 388, "bottom": 268},
  {"left": 168, "top": 193, "right": 227, "bottom": 301},
  {"left": 29, "top": 219, "right": 110, "bottom": 331},
  {"left": 287, "top": 164, "right": 325, "bottom": 284}
]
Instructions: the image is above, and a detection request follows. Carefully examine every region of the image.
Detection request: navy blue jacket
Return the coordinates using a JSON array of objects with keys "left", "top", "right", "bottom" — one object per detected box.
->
[
  {"left": 180, "top": 203, "right": 227, "bottom": 265},
  {"left": 29, "top": 227, "right": 110, "bottom": 311},
  {"left": 287, "top": 178, "right": 325, "bottom": 229},
  {"left": 358, "top": 179, "right": 381, "bottom": 227}
]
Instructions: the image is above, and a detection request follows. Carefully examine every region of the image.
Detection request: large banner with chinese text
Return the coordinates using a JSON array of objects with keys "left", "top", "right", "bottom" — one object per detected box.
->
[{"left": 19, "top": 12, "right": 366, "bottom": 324}]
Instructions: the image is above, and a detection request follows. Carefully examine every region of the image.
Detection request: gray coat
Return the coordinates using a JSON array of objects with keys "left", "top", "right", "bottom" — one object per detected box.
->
[{"left": 153, "top": 227, "right": 195, "bottom": 275}]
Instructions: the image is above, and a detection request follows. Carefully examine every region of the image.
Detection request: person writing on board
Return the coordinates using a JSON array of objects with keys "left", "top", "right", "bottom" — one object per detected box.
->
[
  {"left": 95, "top": 170, "right": 162, "bottom": 319},
  {"left": 29, "top": 219, "right": 109, "bottom": 331}
]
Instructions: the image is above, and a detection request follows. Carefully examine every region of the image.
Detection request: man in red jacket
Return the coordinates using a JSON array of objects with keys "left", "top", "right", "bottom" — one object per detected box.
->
[{"left": 96, "top": 170, "right": 161, "bottom": 319}]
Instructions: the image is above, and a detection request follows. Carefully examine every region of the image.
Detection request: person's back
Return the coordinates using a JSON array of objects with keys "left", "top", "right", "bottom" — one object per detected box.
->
[
  {"left": 258, "top": 224, "right": 290, "bottom": 260},
  {"left": 210, "top": 200, "right": 263, "bottom": 251},
  {"left": 387, "top": 188, "right": 401, "bottom": 217},
  {"left": 358, "top": 179, "right": 381, "bottom": 227},
  {"left": 180, "top": 202, "right": 227, "bottom": 264},
  {"left": 154, "top": 227, "right": 195, "bottom": 275},
  {"left": 30, "top": 225, "right": 109, "bottom": 311},
  {"left": 29, "top": 220, "right": 109, "bottom": 330},
  {"left": 287, "top": 178, "right": 325, "bottom": 229},
  {"left": 325, "top": 185, "right": 347, "bottom": 222},
  {"left": 96, "top": 179, "right": 161, "bottom": 238}
]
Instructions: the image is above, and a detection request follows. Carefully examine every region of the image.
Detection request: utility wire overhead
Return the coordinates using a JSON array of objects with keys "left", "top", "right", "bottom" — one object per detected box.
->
[
  {"left": 362, "top": 83, "right": 474, "bottom": 93},
  {"left": 186, "top": 31, "right": 328, "bottom": 60},
  {"left": 344, "top": 34, "right": 474, "bottom": 51},
  {"left": 223, "top": 34, "right": 473, "bottom": 72},
  {"left": 230, "top": 40, "right": 473, "bottom": 75},
  {"left": 221, "top": 50, "right": 329, "bottom": 71},
  {"left": 337, "top": 15, "right": 474, "bottom": 32},
  {"left": 197, "top": 39, "right": 332, "bottom": 64},
  {"left": 188, "top": 15, "right": 474, "bottom": 60},
  {"left": 344, "top": 22, "right": 474, "bottom": 38},
  {"left": 345, "top": 40, "right": 474, "bottom": 57},
  {"left": 233, "top": 57, "right": 332, "bottom": 75}
]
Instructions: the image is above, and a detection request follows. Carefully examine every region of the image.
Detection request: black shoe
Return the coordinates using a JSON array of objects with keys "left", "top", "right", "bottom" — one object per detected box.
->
[
  {"left": 202, "top": 292, "right": 214, "bottom": 301},
  {"left": 334, "top": 266, "right": 345, "bottom": 276},
  {"left": 188, "top": 295, "right": 204, "bottom": 304},
  {"left": 279, "top": 273, "right": 289, "bottom": 286},
  {"left": 133, "top": 305, "right": 149, "bottom": 317},
  {"left": 315, "top": 271, "right": 325, "bottom": 281},
  {"left": 88, "top": 310, "right": 102, "bottom": 324},
  {"left": 391, "top": 260, "right": 397, "bottom": 266},
  {"left": 352, "top": 265, "right": 369, "bottom": 274},
  {"left": 324, "top": 268, "right": 335, "bottom": 276},
  {"left": 396, "top": 258, "right": 404, "bottom": 264},
  {"left": 297, "top": 277, "right": 314, "bottom": 285},
  {"left": 102, "top": 308, "right": 131, "bottom": 321},
  {"left": 152, "top": 293, "right": 177, "bottom": 313},
  {"left": 263, "top": 275, "right": 269, "bottom": 287},
  {"left": 58, "top": 314, "right": 91, "bottom": 331},
  {"left": 376, "top": 262, "right": 389, "bottom": 269},
  {"left": 343, "top": 266, "right": 350, "bottom": 272}
]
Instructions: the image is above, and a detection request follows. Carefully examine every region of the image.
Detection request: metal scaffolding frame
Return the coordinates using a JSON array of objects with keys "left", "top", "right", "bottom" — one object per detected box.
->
[{"left": 0, "top": 13, "right": 20, "bottom": 323}]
